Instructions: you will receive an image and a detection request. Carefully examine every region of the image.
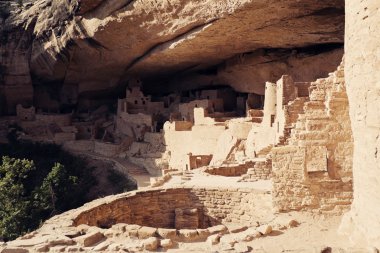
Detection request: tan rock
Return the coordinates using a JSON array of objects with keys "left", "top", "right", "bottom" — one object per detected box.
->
[
  {"left": 196, "top": 229, "right": 211, "bottom": 240},
  {"left": 92, "top": 241, "right": 110, "bottom": 251},
  {"left": 74, "top": 232, "right": 105, "bottom": 247},
  {"left": 207, "top": 225, "right": 228, "bottom": 235},
  {"left": 66, "top": 246, "right": 81, "bottom": 252},
  {"left": 107, "top": 243, "right": 121, "bottom": 251},
  {"left": 207, "top": 234, "right": 221, "bottom": 246},
  {"left": 227, "top": 225, "right": 248, "bottom": 234},
  {"left": 257, "top": 225, "right": 272, "bottom": 235},
  {"left": 288, "top": 220, "right": 300, "bottom": 228},
  {"left": 76, "top": 224, "right": 90, "bottom": 234},
  {"left": 178, "top": 229, "right": 199, "bottom": 242},
  {"left": 48, "top": 236, "right": 75, "bottom": 247},
  {"left": 138, "top": 227, "right": 157, "bottom": 239},
  {"left": 234, "top": 244, "right": 251, "bottom": 253},
  {"left": 160, "top": 239, "right": 174, "bottom": 249},
  {"left": 1, "top": 248, "right": 29, "bottom": 253},
  {"left": 157, "top": 228, "right": 177, "bottom": 240},
  {"left": 239, "top": 228, "right": 262, "bottom": 242},
  {"left": 125, "top": 224, "right": 142, "bottom": 238},
  {"left": 7, "top": 237, "right": 47, "bottom": 248},
  {"left": 111, "top": 223, "right": 128, "bottom": 233},
  {"left": 142, "top": 237, "right": 159, "bottom": 251},
  {"left": 34, "top": 245, "right": 49, "bottom": 252},
  {"left": 219, "top": 234, "right": 238, "bottom": 247}
]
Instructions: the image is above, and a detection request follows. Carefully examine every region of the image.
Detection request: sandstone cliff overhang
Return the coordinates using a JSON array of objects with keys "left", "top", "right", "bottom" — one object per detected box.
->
[{"left": 0, "top": 0, "right": 344, "bottom": 94}]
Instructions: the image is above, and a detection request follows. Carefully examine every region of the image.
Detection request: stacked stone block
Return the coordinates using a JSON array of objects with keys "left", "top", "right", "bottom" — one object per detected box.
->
[
  {"left": 271, "top": 63, "right": 353, "bottom": 214},
  {"left": 241, "top": 159, "right": 272, "bottom": 182}
]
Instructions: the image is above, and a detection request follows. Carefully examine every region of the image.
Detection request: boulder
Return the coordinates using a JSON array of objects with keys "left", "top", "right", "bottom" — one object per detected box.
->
[
  {"left": 257, "top": 225, "right": 272, "bottom": 235},
  {"left": 142, "top": 237, "right": 159, "bottom": 251}
]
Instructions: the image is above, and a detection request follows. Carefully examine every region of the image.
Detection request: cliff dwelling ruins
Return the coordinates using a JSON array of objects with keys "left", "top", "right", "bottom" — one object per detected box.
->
[{"left": 0, "top": 0, "right": 379, "bottom": 252}]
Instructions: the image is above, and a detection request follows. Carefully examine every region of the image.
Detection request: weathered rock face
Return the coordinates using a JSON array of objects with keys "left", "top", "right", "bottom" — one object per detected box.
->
[
  {"left": 0, "top": 0, "right": 344, "bottom": 113},
  {"left": 341, "top": 0, "right": 380, "bottom": 247},
  {"left": 157, "top": 46, "right": 343, "bottom": 95}
]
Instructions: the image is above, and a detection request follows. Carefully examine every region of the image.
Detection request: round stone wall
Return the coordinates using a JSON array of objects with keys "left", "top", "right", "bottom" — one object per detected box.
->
[{"left": 73, "top": 187, "right": 272, "bottom": 230}]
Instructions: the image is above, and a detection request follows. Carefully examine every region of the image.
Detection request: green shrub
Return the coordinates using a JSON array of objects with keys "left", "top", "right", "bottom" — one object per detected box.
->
[
  {"left": 0, "top": 142, "right": 97, "bottom": 241},
  {"left": 0, "top": 157, "right": 36, "bottom": 240}
]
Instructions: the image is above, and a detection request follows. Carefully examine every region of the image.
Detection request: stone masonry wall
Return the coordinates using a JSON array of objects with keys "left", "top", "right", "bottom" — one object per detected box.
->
[
  {"left": 73, "top": 187, "right": 271, "bottom": 229},
  {"left": 342, "top": 0, "right": 380, "bottom": 247},
  {"left": 204, "top": 164, "right": 251, "bottom": 177},
  {"left": 272, "top": 63, "right": 353, "bottom": 214},
  {"left": 241, "top": 159, "right": 272, "bottom": 182}
]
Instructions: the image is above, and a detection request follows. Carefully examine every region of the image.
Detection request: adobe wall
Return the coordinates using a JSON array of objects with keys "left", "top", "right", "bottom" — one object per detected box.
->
[
  {"left": 262, "top": 82, "right": 276, "bottom": 127},
  {"left": 189, "top": 155, "right": 213, "bottom": 170},
  {"left": 227, "top": 119, "right": 253, "bottom": 140},
  {"left": 274, "top": 75, "right": 298, "bottom": 143},
  {"left": 73, "top": 187, "right": 272, "bottom": 229},
  {"left": 193, "top": 107, "right": 216, "bottom": 126},
  {"left": 164, "top": 122, "right": 226, "bottom": 170},
  {"left": 342, "top": 0, "right": 380, "bottom": 247},
  {"left": 178, "top": 99, "right": 211, "bottom": 122}
]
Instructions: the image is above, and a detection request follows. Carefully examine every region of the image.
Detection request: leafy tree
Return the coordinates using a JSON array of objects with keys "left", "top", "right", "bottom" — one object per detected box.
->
[
  {"left": 34, "top": 163, "right": 78, "bottom": 215},
  {"left": 0, "top": 157, "right": 35, "bottom": 240},
  {"left": 0, "top": 154, "right": 90, "bottom": 241}
]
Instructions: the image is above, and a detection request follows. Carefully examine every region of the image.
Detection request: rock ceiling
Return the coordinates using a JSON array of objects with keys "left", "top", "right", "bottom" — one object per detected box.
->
[{"left": 2, "top": 0, "right": 344, "bottom": 93}]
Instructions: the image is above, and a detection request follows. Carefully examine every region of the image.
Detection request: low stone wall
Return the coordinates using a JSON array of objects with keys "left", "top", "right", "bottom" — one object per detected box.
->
[
  {"left": 204, "top": 164, "right": 251, "bottom": 177},
  {"left": 73, "top": 187, "right": 271, "bottom": 229},
  {"left": 240, "top": 160, "right": 272, "bottom": 182}
]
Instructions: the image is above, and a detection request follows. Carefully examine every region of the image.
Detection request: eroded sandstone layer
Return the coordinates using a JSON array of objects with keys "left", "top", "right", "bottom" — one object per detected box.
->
[{"left": 340, "top": 0, "right": 380, "bottom": 248}]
